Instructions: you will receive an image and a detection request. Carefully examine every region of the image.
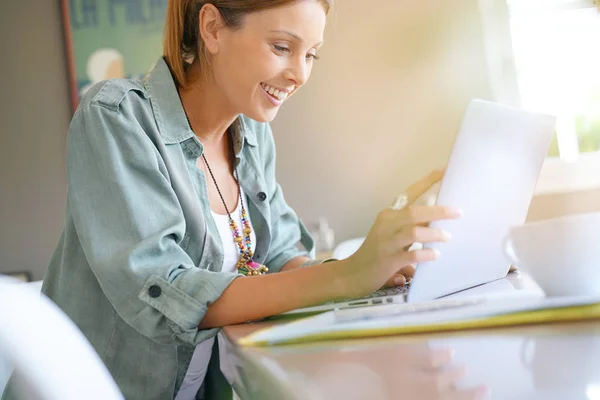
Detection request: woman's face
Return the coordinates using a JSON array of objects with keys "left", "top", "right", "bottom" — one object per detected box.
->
[{"left": 210, "top": 1, "right": 326, "bottom": 122}]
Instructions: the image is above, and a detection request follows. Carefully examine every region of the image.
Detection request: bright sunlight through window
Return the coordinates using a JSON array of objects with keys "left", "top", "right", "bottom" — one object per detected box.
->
[{"left": 508, "top": 0, "right": 600, "bottom": 161}]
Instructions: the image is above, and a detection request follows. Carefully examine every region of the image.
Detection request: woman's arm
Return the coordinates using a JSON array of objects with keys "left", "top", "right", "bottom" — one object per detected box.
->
[
  {"left": 200, "top": 200, "right": 459, "bottom": 328},
  {"left": 280, "top": 256, "right": 312, "bottom": 271},
  {"left": 200, "top": 180, "right": 459, "bottom": 329},
  {"left": 199, "top": 258, "right": 349, "bottom": 328}
]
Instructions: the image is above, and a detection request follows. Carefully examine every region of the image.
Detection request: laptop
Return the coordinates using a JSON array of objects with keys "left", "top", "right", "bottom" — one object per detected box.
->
[{"left": 287, "top": 99, "right": 556, "bottom": 315}]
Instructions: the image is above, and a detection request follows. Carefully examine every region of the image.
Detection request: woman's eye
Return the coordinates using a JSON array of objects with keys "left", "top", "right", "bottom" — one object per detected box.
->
[
  {"left": 307, "top": 53, "right": 320, "bottom": 61},
  {"left": 273, "top": 45, "right": 290, "bottom": 53}
]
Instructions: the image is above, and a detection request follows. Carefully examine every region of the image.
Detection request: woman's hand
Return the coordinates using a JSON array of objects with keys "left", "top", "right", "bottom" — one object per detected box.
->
[
  {"left": 384, "top": 169, "right": 445, "bottom": 287},
  {"left": 341, "top": 169, "right": 461, "bottom": 297}
]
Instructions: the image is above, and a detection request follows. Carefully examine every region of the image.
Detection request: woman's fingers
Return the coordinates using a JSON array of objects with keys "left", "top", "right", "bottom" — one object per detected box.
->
[
  {"left": 401, "top": 205, "right": 462, "bottom": 227},
  {"left": 399, "top": 263, "right": 416, "bottom": 279},
  {"left": 385, "top": 227, "right": 452, "bottom": 255},
  {"left": 384, "top": 273, "right": 407, "bottom": 288},
  {"left": 404, "top": 169, "right": 445, "bottom": 206},
  {"left": 380, "top": 227, "right": 449, "bottom": 287},
  {"left": 400, "top": 248, "right": 441, "bottom": 266},
  {"left": 384, "top": 264, "right": 417, "bottom": 288},
  {"left": 379, "top": 206, "right": 461, "bottom": 233},
  {"left": 376, "top": 206, "right": 461, "bottom": 240},
  {"left": 366, "top": 208, "right": 459, "bottom": 291},
  {"left": 350, "top": 178, "right": 461, "bottom": 295}
]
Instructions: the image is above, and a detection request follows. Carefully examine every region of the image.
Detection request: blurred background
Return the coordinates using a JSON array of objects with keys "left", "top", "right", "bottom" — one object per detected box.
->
[{"left": 1, "top": 0, "right": 600, "bottom": 281}]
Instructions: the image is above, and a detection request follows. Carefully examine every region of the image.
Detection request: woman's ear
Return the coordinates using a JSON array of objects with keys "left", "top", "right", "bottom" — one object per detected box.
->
[{"left": 199, "top": 4, "right": 225, "bottom": 55}]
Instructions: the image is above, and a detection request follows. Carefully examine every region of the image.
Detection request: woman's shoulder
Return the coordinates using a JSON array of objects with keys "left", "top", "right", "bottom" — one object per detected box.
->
[
  {"left": 77, "top": 78, "right": 150, "bottom": 115},
  {"left": 69, "top": 79, "right": 158, "bottom": 149}
]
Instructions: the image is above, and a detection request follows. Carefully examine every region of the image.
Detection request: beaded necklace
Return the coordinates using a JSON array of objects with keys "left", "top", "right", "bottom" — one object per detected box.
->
[{"left": 202, "top": 142, "right": 268, "bottom": 276}]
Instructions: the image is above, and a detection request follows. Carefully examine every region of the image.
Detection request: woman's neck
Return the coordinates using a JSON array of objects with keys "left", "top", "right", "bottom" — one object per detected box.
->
[{"left": 178, "top": 61, "right": 237, "bottom": 147}]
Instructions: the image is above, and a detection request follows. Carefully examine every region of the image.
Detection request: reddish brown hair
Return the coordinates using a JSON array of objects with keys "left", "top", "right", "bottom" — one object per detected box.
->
[{"left": 163, "top": 0, "right": 332, "bottom": 88}]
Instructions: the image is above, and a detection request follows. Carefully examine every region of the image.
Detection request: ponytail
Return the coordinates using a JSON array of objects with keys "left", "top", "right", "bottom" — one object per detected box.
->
[{"left": 163, "top": 0, "right": 190, "bottom": 88}]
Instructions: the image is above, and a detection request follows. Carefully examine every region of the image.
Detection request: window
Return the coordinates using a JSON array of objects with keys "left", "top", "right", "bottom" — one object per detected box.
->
[{"left": 507, "top": 0, "right": 600, "bottom": 161}]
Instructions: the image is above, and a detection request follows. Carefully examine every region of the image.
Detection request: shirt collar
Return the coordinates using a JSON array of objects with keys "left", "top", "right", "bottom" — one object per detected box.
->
[{"left": 144, "top": 57, "right": 257, "bottom": 153}]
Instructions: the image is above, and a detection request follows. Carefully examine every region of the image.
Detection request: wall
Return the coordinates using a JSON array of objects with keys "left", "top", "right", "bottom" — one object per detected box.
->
[
  {"left": 271, "top": 0, "right": 496, "bottom": 242},
  {"left": 528, "top": 189, "right": 600, "bottom": 222},
  {"left": 0, "top": 0, "right": 70, "bottom": 280}
]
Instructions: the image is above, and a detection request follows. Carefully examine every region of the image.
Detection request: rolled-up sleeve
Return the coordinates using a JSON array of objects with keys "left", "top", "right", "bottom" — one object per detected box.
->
[
  {"left": 256, "top": 122, "right": 315, "bottom": 273},
  {"left": 67, "top": 100, "right": 238, "bottom": 347}
]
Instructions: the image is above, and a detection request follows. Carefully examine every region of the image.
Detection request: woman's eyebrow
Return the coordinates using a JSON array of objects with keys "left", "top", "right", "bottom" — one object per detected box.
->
[{"left": 270, "top": 29, "right": 324, "bottom": 46}]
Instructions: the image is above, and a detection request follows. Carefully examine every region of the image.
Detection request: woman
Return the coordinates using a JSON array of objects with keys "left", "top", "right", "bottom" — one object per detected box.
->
[{"left": 5, "top": 1, "right": 461, "bottom": 399}]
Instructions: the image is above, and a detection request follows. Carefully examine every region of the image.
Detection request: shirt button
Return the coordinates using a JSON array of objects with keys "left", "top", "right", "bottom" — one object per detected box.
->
[
  {"left": 257, "top": 192, "right": 267, "bottom": 202},
  {"left": 148, "top": 285, "right": 162, "bottom": 298}
]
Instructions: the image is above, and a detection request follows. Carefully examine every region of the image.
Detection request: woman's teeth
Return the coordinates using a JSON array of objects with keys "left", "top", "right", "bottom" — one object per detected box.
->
[{"left": 262, "top": 83, "right": 288, "bottom": 101}]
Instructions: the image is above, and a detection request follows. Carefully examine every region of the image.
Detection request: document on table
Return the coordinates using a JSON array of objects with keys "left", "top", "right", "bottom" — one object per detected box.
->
[{"left": 240, "top": 295, "right": 600, "bottom": 347}]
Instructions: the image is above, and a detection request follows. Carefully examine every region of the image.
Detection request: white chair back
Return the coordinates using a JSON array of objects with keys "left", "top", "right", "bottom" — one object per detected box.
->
[{"left": 0, "top": 277, "right": 123, "bottom": 399}]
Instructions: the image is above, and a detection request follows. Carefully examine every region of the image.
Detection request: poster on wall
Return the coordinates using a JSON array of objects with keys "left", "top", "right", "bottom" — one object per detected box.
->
[{"left": 61, "top": 0, "right": 168, "bottom": 111}]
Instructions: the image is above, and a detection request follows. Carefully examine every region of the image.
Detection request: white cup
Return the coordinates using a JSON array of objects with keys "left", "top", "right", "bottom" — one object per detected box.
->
[{"left": 503, "top": 211, "right": 600, "bottom": 297}]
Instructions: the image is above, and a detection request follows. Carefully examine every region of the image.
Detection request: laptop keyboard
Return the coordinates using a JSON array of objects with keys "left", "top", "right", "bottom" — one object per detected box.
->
[
  {"left": 333, "top": 296, "right": 486, "bottom": 323},
  {"left": 362, "top": 285, "right": 409, "bottom": 299},
  {"left": 329, "top": 284, "right": 410, "bottom": 305}
]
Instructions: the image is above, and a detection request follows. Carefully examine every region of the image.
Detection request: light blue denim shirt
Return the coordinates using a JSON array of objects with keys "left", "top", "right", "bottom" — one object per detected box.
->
[{"left": 2, "top": 57, "right": 314, "bottom": 400}]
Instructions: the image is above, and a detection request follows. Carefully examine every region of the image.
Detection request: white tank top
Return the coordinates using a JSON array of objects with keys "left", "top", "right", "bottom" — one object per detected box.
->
[{"left": 175, "top": 189, "right": 256, "bottom": 400}]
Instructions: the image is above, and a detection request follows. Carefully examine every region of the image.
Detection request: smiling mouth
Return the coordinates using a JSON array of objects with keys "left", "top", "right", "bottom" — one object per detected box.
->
[{"left": 261, "top": 83, "right": 289, "bottom": 102}]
